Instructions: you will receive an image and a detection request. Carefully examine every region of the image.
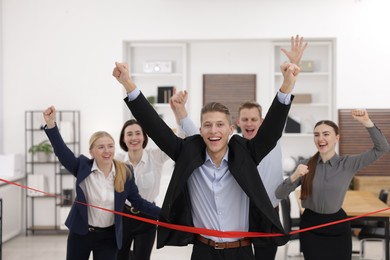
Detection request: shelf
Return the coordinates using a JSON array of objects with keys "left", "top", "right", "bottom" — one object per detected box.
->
[
  {"left": 130, "top": 42, "right": 185, "bottom": 47},
  {"left": 25, "top": 128, "right": 45, "bottom": 131},
  {"left": 132, "top": 73, "right": 184, "bottom": 77},
  {"left": 27, "top": 194, "right": 59, "bottom": 198},
  {"left": 57, "top": 167, "right": 72, "bottom": 175},
  {"left": 56, "top": 171, "right": 73, "bottom": 176},
  {"left": 26, "top": 161, "right": 56, "bottom": 164},
  {"left": 64, "top": 141, "right": 79, "bottom": 145},
  {"left": 56, "top": 203, "right": 72, "bottom": 207},
  {"left": 291, "top": 103, "right": 329, "bottom": 107},
  {"left": 274, "top": 72, "right": 329, "bottom": 76},
  {"left": 154, "top": 103, "right": 170, "bottom": 108},
  {"left": 25, "top": 110, "right": 80, "bottom": 235}
]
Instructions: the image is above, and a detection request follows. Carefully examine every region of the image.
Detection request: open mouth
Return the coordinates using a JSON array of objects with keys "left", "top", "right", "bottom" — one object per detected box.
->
[
  {"left": 209, "top": 137, "right": 221, "bottom": 142},
  {"left": 245, "top": 128, "right": 255, "bottom": 135}
]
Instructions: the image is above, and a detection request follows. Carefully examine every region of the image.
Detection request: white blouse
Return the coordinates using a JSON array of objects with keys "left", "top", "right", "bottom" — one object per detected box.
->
[
  {"left": 116, "top": 148, "right": 170, "bottom": 203},
  {"left": 80, "top": 160, "right": 115, "bottom": 227}
]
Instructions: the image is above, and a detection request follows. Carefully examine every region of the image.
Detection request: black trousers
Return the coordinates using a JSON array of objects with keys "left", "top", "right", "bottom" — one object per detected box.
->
[
  {"left": 253, "top": 206, "right": 279, "bottom": 260},
  {"left": 67, "top": 226, "right": 117, "bottom": 260},
  {"left": 300, "top": 208, "right": 352, "bottom": 260},
  {"left": 253, "top": 244, "right": 277, "bottom": 260},
  {"left": 191, "top": 239, "right": 254, "bottom": 260},
  {"left": 117, "top": 205, "right": 157, "bottom": 260}
]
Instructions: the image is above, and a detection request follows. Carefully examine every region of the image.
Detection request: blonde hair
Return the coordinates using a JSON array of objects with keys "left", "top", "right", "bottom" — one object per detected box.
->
[
  {"left": 113, "top": 159, "right": 129, "bottom": 193},
  {"left": 89, "top": 131, "right": 130, "bottom": 193}
]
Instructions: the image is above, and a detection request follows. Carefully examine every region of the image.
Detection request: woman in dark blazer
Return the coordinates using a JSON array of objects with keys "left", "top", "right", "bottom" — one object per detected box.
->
[{"left": 43, "top": 106, "right": 160, "bottom": 260}]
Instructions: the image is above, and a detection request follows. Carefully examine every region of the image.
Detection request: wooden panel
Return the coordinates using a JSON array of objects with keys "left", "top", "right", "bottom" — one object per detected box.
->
[
  {"left": 203, "top": 74, "right": 256, "bottom": 122},
  {"left": 339, "top": 109, "right": 390, "bottom": 176}
]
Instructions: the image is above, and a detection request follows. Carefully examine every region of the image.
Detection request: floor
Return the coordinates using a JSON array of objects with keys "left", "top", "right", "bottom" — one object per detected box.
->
[{"left": 1, "top": 233, "right": 385, "bottom": 260}]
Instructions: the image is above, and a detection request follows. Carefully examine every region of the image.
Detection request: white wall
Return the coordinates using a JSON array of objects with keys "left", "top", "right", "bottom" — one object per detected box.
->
[
  {"left": 0, "top": 0, "right": 3, "bottom": 154},
  {"left": 188, "top": 40, "right": 274, "bottom": 123},
  {"left": 2, "top": 0, "right": 390, "bottom": 157}
]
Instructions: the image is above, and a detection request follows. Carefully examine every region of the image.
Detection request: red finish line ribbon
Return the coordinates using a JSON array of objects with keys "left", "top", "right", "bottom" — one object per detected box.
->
[{"left": 2, "top": 177, "right": 390, "bottom": 238}]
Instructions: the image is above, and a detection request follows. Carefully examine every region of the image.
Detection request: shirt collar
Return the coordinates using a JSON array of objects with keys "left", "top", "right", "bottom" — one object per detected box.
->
[
  {"left": 205, "top": 148, "right": 229, "bottom": 168},
  {"left": 125, "top": 151, "right": 148, "bottom": 167},
  {"left": 317, "top": 153, "right": 339, "bottom": 166},
  {"left": 91, "top": 160, "right": 116, "bottom": 177}
]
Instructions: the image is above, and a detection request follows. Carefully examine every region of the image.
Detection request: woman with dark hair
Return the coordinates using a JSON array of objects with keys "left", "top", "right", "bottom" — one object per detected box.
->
[
  {"left": 116, "top": 119, "right": 170, "bottom": 260},
  {"left": 42, "top": 106, "right": 160, "bottom": 260},
  {"left": 275, "top": 109, "right": 389, "bottom": 260}
]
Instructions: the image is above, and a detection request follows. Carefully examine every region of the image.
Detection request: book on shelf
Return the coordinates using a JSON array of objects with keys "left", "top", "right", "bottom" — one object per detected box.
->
[{"left": 157, "top": 86, "right": 174, "bottom": 104}]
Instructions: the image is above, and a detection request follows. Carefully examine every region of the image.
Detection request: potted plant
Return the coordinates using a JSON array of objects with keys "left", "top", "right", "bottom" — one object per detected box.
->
[
  {"left": 147, "top": 96, "right": 156, "bottom": 105},
  {"left": 28, "top": 140, "right": 53, "bottom": 162}
]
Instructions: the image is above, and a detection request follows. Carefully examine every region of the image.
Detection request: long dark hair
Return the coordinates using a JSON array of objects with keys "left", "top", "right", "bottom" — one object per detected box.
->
[
  {"left": 119, "top": 119, "right": 149, "bottom": 151},
  {"left": 300, "top": 120, "right": 339, "bottom": 200}
]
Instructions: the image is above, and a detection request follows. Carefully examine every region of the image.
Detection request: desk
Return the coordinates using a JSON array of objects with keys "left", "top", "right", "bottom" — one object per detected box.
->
[{"left": 295, "top": 190, "right": 390, "bottom": 260}]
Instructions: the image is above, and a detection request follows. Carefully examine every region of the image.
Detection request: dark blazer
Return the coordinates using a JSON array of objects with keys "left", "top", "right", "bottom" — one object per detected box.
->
[
  {"left": 124, "top": 92, "right": 292, "bottom": 248},
  {"left": 44, "top": 126, "right": 160, "bottom": 249}
]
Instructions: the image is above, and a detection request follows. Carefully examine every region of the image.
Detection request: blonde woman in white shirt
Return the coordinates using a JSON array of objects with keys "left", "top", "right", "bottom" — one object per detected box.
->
[{"left": 116, "top": 119, "right": 170, "bottom": 260}]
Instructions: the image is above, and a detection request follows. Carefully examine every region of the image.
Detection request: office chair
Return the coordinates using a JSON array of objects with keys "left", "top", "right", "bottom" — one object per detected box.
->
[
  {"left": 357, "top": 189, "right": 388, "bottom": 260},
  {"left": 280, "top": 196, "right": 301, "bottom": 259}
]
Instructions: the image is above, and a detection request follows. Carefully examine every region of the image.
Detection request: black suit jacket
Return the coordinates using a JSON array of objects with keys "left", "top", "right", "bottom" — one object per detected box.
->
[{"left": 124, "top": 92, "right": 291, "bottom": 248}]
